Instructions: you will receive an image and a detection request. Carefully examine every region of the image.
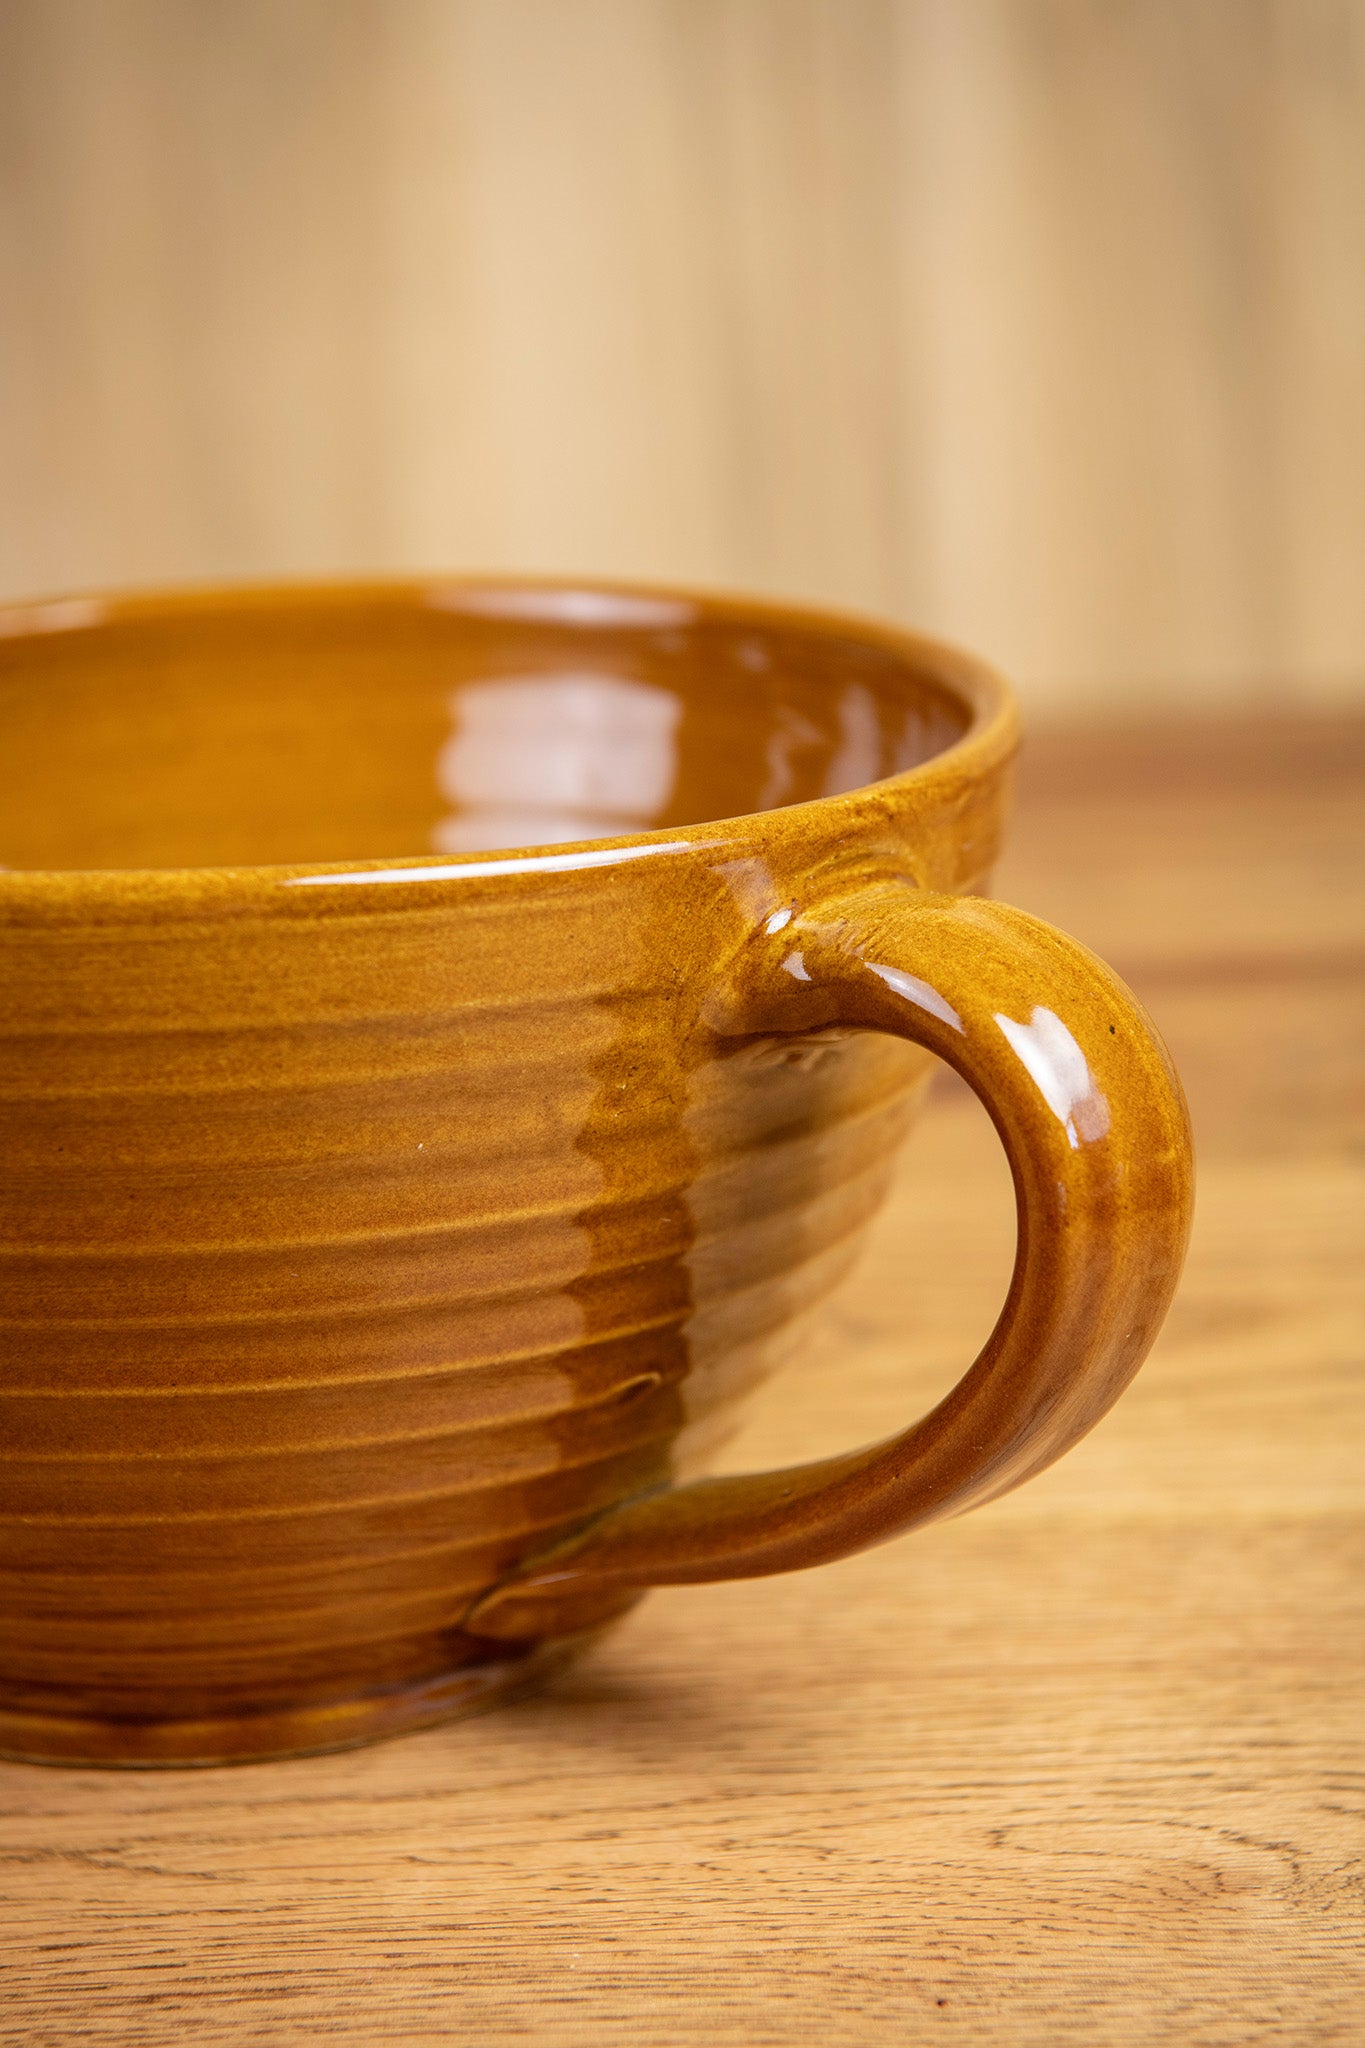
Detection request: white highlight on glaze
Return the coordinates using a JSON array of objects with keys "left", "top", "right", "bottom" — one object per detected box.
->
[
  {"left": 822, "top": 682, "right": 882, "bottom": 797},
  {"left": 764, "top": 905, "right": 794, "bottom": 934},
  {"left": 0, "top": 597, "right": 105, "bottom": 638},
  {"left": 783, "top": 950, "right": 812, "bottom": 983},
  {"left": 285, "top": 840, "right": 695, "bottom": 888},
  {"left": 433, "top": 672, "right": 681, "bottom": 852},
  {"left": 758, "top": 704, "right": 824, "bottom": 811},
  {"left": 429, "top": 586, "right": 696, "bottom": 630},
  {"left": 712, "top": 855, "right": 782, "bottom": 928},
  {"left": 994, "top": 1005, "right": 1111, "bottom": 1149},
  {"left": 868, "top": 962, "right": 964, "bottom": 1034}
]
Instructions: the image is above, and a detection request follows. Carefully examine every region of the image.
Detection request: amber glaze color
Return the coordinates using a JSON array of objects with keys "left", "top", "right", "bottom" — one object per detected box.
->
[{"left": 0, "top": 580, "right": 1192, "bottom": 1765}]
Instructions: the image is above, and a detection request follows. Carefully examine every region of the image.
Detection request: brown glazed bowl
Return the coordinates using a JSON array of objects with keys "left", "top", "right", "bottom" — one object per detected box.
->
[{"left": 0, "top": 580, "right": 1192, "bottom": 1766}]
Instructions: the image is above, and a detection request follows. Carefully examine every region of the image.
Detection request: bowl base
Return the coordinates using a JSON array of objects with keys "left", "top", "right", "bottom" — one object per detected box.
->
[{"left": 0, "top": 1639, "right": 583, "bottom": 1769}]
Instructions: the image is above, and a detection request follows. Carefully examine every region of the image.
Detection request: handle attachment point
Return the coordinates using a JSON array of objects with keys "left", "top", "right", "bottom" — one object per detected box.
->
[{"left": 467, "top": 887, "right": 1192, "bottom": 1643}]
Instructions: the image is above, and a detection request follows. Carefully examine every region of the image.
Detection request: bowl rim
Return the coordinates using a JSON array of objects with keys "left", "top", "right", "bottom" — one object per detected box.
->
[{"left": 0, "top": 574, "right": 1020, "bottom": 918}]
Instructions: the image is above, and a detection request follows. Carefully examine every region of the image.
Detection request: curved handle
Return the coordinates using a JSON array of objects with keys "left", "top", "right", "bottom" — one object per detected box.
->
[{"left": 468, "top": 885, "right": 1193, "bottom": 1641}]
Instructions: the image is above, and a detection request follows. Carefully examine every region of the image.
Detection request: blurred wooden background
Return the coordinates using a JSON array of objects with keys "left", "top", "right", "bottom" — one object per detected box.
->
[{"left": 1, "top": 0, "right": 1362, "bottom": 713}]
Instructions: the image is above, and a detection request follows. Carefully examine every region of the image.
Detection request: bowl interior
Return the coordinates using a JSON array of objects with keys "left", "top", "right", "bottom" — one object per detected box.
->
[{"left": 0, "top": 585, "right": 974, "bottom": 872}]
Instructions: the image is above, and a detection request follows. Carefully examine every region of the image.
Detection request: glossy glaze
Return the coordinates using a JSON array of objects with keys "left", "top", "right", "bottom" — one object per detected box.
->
[{"left": 0, "top": 580, "right": 1192, "bottom": 1764}]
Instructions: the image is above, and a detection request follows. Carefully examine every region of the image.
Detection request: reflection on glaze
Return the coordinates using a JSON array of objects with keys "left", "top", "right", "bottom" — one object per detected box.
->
[
  {"left": 712, "top": 855, "right": 784, "bottom": 928},
  {"left": 431, "top": 586, "right": 697, "bottom": 630},
  {"left": 822, "top": 683, "right": 882, "bottom": 797},
  {"left": 868, "top": 961, "right": 964, "bottom": 1034},
  {"left": 758, "top": 705, "right": 825, "bottom": 810},
  {"left": 433, "top": 673, "right": 681, "bottom": 852},
  {"left": 285, "top": 840, "right": 696, "bottom": 887},
  {"left": 672, "top": 953, "right": 930, "bottom": 1483},
  {"left": 0, "top": 597, "right": 105, "bottom": 639},
  {"left": 889, "top": 695, "right": 972, "bottom": 779},
  {"left": 759, "top": 684, "right": 883, "bottom": 808},
  {"left": 994, "top": 1005, "right": 1111, "bottom": 1148}
]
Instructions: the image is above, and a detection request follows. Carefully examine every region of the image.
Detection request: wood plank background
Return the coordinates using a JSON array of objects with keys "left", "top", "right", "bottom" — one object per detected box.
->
[{"left": 2, "top": 0, "right": 1363, "bottom": 712}]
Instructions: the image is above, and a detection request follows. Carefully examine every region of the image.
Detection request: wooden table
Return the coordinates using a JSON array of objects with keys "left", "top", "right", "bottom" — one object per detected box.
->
[{"left": 3, "top": 714, "right": 1362, "bottom": 2046}]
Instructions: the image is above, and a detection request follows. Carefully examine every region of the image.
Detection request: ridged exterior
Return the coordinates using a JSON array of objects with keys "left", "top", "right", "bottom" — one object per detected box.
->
[
  {"left": 0, "top": 583, "right": 1014, "bottom": 1761},
  {"left": 0, "top": 867, "right": 980, "bottom": 1752}
]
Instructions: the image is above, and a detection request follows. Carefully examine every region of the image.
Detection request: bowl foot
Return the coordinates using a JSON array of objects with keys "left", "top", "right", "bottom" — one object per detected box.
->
[{"left": 0, "top": 1638, "right": 585, "bottom": 1769}]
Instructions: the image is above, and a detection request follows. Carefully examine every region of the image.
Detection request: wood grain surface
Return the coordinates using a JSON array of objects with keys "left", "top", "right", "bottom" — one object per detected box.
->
[
  {"left": 3, "top": 0, "right": 1364, "bottom": 709},
  {"left": 2, "top": 712, "right": 1362, "bottom": 2045}
]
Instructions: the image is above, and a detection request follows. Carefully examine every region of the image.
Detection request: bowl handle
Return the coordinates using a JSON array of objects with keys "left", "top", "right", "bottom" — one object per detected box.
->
[{"left": 466, "top": 885, "right": 1193, "bottom": 1642}]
